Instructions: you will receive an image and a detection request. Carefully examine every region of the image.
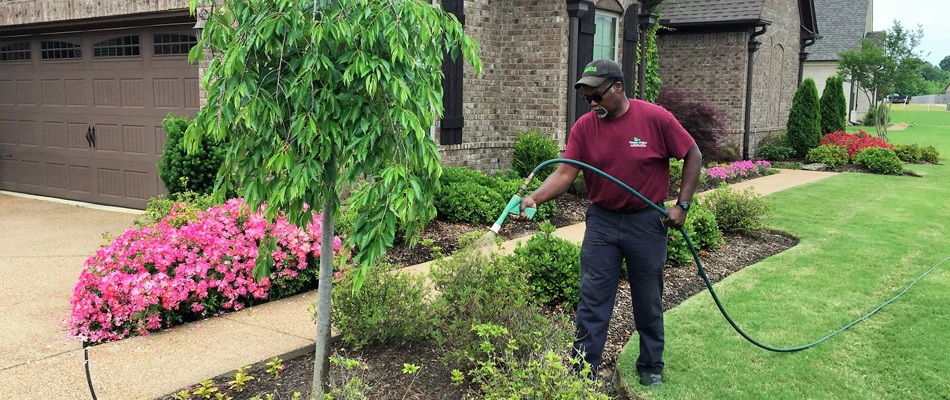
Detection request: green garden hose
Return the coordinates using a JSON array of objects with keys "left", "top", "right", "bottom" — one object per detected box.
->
[{"left": 514, "top": 158, "right": 949, "bottom": 352}]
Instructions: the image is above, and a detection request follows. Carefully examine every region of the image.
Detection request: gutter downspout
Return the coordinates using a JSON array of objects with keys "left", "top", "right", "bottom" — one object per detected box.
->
[
  {"left": 798, "top": 36, "right": 818, "bottom": 84},
  {"left": 743, "top": 23, "right": 768, "bottom": 160}
]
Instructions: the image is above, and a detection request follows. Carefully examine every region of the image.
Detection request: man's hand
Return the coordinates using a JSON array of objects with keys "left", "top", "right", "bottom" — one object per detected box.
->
[
  {"left": 662, "top": 206, "right": 687, "bottom": 228},
  {"left": 511, "top": 196, "right": 538, "bottom": 221}
]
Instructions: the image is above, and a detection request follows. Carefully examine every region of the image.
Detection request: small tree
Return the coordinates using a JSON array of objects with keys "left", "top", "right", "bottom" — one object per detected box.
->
[
  {"left": 157, "top": 114, "right": 225, "bottom": 195},
  {"left": 838, "top": 21, "right": 924, "bottom": 140},
  {"left": 786, "top": 78, "right": 821, "bottom": 158},
  {"left": 656, "top": 86, "right": 729, "bottom": 161},
  {"left": 186, "top": 0, "right": 482, "bottom": 395},
  {"left": 819, "top": 77, "right": 846, "bottom": 134}
]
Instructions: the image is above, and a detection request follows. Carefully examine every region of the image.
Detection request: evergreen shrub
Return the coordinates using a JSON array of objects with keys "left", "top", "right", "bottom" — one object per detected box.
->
[
  {"left": 506, "top": 221, "right": 581, "bottom": 306},
  {"left": 755, "top": 143, "right": 796, "bottom": 161},
  {"left": 820, "top": 77, "right": 847, "bottom": 134},
  {"left": 702, "top": 184, "right": 773, "bottom": 235},
  {"left": 157, "top": 114, "right": 226, "bottom": 195},
  {"left": 920, "top": 146, "right": 941, "bottom": 164},
  {"left": 786, "top": 78, "right": 822, "bottom": 157},
  {"left": 893, "top": 143, "right": 922, "bottom": 163},
  {"left": 511, "top": 129, "right": 560, "bottom": 182}
]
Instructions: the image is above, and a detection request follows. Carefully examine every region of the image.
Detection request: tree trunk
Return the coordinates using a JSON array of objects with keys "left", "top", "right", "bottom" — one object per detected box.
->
[{"left": 312, "top": 198, "right": 334, "bottom": 396}]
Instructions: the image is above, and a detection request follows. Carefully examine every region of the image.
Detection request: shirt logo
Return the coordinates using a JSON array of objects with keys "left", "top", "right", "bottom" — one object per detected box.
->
[{"left": 629, "top": 137, "right": 648, "bottom": 148}]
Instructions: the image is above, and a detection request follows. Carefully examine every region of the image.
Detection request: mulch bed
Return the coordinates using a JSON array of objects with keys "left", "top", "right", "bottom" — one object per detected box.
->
[{"left": 161, "top": 180, "right": 800, "bottom": 400}]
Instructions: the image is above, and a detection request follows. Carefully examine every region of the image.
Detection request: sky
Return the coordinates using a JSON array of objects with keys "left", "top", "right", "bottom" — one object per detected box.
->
[{"left": 873, "top": 0, "right": 949, "bottom": 66}]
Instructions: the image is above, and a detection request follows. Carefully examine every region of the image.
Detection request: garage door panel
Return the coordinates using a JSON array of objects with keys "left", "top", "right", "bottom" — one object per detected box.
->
[
  {"left": 46, "top": 163, "right": 69, "bottom": 190},
  {"left": 0, "top": 120, "right": 15, "bottom": 144},
  {"left": 153, "top": 78, "right": 184, "bottom": 108},
  {"left": 41, "top": 79, "right": 66, "bottom": 106},
  {"left": 69, "top": 165, "right": 93, "bottom": 193},
  {"left": 18, "top": 120, "right": 41, "bottom": 146},
  {"left": 43, "top": 122, "right": 67, "bottom": 148},
  {"left": 16, "top": 80, "right": 37, "bottom": 105},
  {"left": 93, "top": 79, "right": 119, "bottom": 107},
  {"left": 154, "top": 126, "right": 167, "bottom": 156},
  {"left": 122, "top": 125, "right": 149, "bottom": 154},
  {"left": 65, "top": 79, "right": 87, "bottom": 106},
  {"left": 120, "top": 78, "right": 146, "bottom": 108},
  {"left": 19, "top": 159, "right": 42, "bottom": 187},
  {"left": 67, "top": 122, "right": 91, "bottom": 150},
  {"left": 0, "top": 80, "right": 15, "bottom": 105},
  {"left": 94, "top": 124, "right": 122, "bottom": 152}
]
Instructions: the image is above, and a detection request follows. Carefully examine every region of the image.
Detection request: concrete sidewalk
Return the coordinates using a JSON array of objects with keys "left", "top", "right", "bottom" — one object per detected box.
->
[{"left": 0, "top": 169, "right": 837, "bottom": 399}]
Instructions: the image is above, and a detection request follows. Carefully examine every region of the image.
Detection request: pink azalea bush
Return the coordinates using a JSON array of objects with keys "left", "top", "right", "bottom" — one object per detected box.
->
[
  {"left": 69, "top": 198, "right": 349, "bottom": 343},
  {"left": 705, "top": 160, "right": 772, "bottom": 184}
]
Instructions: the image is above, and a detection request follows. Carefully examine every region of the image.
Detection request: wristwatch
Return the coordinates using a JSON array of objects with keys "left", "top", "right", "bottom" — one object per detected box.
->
[{"left": 676, "top": 201, "right": 691, "bottom": 211}]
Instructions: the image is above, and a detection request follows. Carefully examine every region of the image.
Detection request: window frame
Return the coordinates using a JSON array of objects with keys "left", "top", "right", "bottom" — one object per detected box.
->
[
  {"left": 593, "top": 10, "right": 620, "bottom": 62},
  {"left": 0, "top": 41, "right": 32, "bottom": 63}
]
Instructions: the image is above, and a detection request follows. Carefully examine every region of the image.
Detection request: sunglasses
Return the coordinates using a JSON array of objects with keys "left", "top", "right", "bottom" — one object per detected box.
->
[{"left": 583, "top": 80, "right": 617, "bottom": 104}]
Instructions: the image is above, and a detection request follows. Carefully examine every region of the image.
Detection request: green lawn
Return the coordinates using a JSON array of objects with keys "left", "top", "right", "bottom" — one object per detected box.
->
[{"left": 620, "top": 110, "right": 950, "bottom": 399}]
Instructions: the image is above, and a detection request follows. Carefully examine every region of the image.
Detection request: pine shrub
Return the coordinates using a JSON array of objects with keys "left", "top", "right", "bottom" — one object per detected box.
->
[
  {"left": 331, "top": 263, "right": 433, "bottom": 350},
  {"left": 656, "top": 86, "right": 730, "bottom": 161},
  {"left": 806, "top": 144, "right": 850, "bottom": 168},
  {"left": 157, "top": 114, "right": 226, "bottom": 195},
  {"left": 819, "top": 77, "right": 847, "bottom": 134},
  {"left": 786, "top": 78, "right": 822, "bottom": 157},
  {"left": 854, "top": 148, "right": 903, "bottom": 174},
  {"left": 511, "top": 129, "right": 560, "bottom": 182}
]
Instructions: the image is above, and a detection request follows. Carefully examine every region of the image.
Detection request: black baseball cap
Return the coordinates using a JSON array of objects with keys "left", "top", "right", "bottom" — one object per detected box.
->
[{"left": 574, "top": 59, "right": 623, "bottom": 89}]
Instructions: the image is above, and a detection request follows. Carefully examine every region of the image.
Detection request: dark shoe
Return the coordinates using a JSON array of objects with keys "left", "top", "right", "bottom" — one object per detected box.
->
[{"left": 639, "top": 372, "right": 662, "bottom": 387}]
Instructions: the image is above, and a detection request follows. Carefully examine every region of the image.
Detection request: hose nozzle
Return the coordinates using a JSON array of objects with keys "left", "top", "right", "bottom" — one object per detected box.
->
[{"left": 490, "top": 195, "right": 536, "bottom": 233}]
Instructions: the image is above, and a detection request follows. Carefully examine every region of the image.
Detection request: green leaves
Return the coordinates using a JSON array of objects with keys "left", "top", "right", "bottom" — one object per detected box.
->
[{"left": 188, "top": 0, "right": 482, "bottom": 276}]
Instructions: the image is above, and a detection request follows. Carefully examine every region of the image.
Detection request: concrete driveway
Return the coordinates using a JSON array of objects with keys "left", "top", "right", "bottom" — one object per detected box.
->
[{"left": 0, "top": 192, "right": 139, "bottom": 398}]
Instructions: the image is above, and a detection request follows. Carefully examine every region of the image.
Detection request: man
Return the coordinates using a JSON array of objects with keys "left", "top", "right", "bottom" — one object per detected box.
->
[{"left": 518, "top": 59, "right": 701, "bottom": 387}]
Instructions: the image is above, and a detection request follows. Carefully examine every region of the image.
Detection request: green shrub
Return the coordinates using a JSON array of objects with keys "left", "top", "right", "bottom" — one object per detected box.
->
[
  {"left": 429, "top": 249, "right": 559, "bottom": 369},
  {"left": 331, "top": 262, "right": 432, "bottom": 350},
  {"left": 436, "top": 166, "right": 555, "bottom": 225},
  {"left": 138, "top": 191, "right": 217, "bottom": 227},
  {"left": 786, "top": 78, "right": 822, "bottom": 157},
  {"left": 854, "top": 147, "right": 903, "bottom": 174},
  {"left": 511, "top": 129, "right": 560, "bottom": 182},
  {"left": 920, "top": 145, "right": 941, "bottom": 164},
  {"left": 860, "top": 102, "right": 890, "bottom": 126},
  {"left": 666, "top": 203, "right": 723, "bottom": 267},
  {"left": 669, "top": 159, "right": 684, "bottom": 188},
  {"left": 893, "top": 143, "right": 922, "bottom": 163},
  {"left": 157, "top": 114, "right": 226, "bottom": 195},
  {"left": 819, "top": 76, "right": 847, "bottom": 134},
  {"left": 771, "top": 161, "right": 804, "bottom": 169},
  {"left": 702, "top": 184, "right": 773, "bottom": 235},
  {"left": 463, "top": 323, "right": 607, "bottom": 399},
  {"left": 806, "top": 144, "right": 850, "bottom": 168},
  {"left": 506, "top": 221, "right": 581, "bottom": 306},
  {"left": 755, "top": 143, "right": 796, "bottom": 161}
]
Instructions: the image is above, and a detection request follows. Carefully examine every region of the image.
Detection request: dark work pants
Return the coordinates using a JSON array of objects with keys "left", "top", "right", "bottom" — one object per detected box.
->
[{"left": 574, "top": 203, "right": 668, "bottom": 374}]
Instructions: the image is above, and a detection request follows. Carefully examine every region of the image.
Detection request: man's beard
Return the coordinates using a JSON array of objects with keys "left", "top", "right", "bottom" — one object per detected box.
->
[{"left": 594, "top": 107, "right": 608, "bottom": 119}]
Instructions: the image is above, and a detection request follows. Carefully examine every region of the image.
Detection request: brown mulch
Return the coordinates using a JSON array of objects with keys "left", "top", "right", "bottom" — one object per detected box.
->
[{"left": 161, "top": 182, "right": 800, "bottom": 400}]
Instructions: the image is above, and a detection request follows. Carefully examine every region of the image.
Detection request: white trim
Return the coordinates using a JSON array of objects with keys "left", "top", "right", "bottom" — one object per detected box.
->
[{"left": 594, "top": 10, "right": 620, "bottom": 62}]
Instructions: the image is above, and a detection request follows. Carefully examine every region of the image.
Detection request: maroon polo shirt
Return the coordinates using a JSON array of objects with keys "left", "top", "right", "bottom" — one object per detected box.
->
[{"left": 562, "top": 99, "right": 695, "bottom": 212}]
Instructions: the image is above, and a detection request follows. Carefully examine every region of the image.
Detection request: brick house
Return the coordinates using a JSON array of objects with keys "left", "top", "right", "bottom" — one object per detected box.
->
[
  {"left": 655, "top": 0, "right": 819, "bottom": 159},
  {"left": 0, "top": 0, "right": 814, "bottom": 208},
  {"left": 801, "top": 0, "right": 873, "bottom": 125}
]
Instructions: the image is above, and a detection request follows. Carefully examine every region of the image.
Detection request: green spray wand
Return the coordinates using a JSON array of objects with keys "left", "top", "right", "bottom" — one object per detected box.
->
[{"left": 494, "top": 157, "right": 949, "bottom": 353}]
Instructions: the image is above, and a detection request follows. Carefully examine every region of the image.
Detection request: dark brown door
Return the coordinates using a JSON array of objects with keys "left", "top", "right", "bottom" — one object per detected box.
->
[{"left": 0, "top": 25, "right": 199, "bottom": 208}]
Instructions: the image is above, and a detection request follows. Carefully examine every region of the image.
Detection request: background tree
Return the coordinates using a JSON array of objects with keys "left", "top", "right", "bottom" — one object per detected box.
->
[
  {"left": 186, "top": 0, "right": 482, "bottom": 395},
  {"left": 819, "top": 77, "right": 846, "bottom": 134},
  {"left": 940, "top": 55, "right": 950, "bottom": 72},
  {"left": 786, "top": 78, "right": 821, "bottom": 158},
  {"left": 838, "top": 20, "right": 923, "bottom": 139}
]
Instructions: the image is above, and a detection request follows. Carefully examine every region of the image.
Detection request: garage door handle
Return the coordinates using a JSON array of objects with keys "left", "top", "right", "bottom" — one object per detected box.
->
[
  {"left": 85, "top": 126, "right": 96, "bottom": 149},
  {"left": 0, "top": 153, "right": 11, "bottom": 159}
]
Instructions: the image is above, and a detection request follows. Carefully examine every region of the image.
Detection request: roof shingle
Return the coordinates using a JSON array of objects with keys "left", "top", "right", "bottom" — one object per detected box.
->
[
  {"left": 807, "top": 0, "right": 871, "bottom": 61},
  {"left": 659, "top": 0, "right": 767, "bottom": 26}
]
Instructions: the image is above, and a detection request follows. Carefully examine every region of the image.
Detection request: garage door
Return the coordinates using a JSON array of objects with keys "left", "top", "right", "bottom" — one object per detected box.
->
[{"left": 0, "top": 24, "right": 200, "bottom": 209}]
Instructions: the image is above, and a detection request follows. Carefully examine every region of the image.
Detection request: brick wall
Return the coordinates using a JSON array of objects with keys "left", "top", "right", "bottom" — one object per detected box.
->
[
  {"left": 0, "top": 0, "right": 188, "bottom": 26},
  {"left": 655, "top": 0, "right": 805, "bottom": 156},
  {"left": 656, "top": 31, "right": 749, "bottom": 149},
  {"left": 439, "top": 0, "right": 571, "bottom": 173}
]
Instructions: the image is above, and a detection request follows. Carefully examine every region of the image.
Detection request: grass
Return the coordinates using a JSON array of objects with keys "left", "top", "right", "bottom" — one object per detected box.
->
[{"left": 619, "top": 109, "right": 950, "bottom": 399}]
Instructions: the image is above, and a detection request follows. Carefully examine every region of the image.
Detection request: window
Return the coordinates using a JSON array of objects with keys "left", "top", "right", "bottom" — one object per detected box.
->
[
  {"left": 0, "top": 42, "right": 31, "bottom": 62},
  {"left": 93, "top": 36, "right": 140, "bottom": 58},
  {"left": 593, "top": 11, "right": 619, "bottom": 62},
  {"left": 154, "top": 34, "right": 198, "bottom": 56},
  {"left": 41, "top": 41, "right": 82, "bottom": 60}
]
